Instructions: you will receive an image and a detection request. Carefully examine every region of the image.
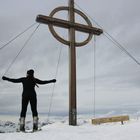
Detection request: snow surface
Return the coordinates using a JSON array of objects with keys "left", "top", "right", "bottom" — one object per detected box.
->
[{"left": 0, "top": 117, "right": 140, "bottom": 140}]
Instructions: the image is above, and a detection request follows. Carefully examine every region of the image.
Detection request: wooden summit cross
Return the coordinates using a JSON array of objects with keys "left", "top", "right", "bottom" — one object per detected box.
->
[{"left": 36, "top": 0, "right": 103, "bottom": 126}]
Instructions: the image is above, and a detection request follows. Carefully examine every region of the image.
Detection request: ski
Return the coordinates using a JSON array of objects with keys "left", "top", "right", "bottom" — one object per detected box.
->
[
  {"left": 25, "top": 128, "right": 42, "bottom": 133},
  {"left": 16, "top": 128, "right": 42, "bottom": 133}
]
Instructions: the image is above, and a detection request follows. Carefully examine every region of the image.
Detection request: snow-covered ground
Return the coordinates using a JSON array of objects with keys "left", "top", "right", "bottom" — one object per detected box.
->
[{"left": 0, "top": 116, "right": 140, "bottom": 140}]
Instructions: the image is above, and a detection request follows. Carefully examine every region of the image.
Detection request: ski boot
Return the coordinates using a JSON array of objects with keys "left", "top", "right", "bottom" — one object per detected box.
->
[
  {"left": 19, "top": 117, "right": 25, "bottom": 132},
  {"left": 33, "top": 116, "right": 38, "bottom": 132}
]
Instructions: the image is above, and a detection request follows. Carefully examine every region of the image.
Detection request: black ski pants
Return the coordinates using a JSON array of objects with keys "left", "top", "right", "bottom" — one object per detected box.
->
[{"left": 20, "top": 94, "right": 38, "bottom": 118}]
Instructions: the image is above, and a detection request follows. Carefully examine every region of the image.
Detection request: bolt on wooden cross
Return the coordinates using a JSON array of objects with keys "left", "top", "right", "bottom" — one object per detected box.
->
[{"left": 36, "top": 0, "right": 103, "bottom": 126}]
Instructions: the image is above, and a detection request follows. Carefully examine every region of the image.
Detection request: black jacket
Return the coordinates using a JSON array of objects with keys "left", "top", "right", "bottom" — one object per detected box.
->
[{"left": 4, "top": 77, "right": 54, "bottom": 95}]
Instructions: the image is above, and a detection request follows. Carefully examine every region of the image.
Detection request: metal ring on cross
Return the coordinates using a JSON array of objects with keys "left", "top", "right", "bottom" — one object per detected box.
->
[{"left": 48, "top": 6, "right": 93, "bottom": 47}]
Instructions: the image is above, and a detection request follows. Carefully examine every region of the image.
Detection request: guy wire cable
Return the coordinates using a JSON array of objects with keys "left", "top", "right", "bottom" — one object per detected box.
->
[
  {"left": 74, "top": 2, "right": 140, "bottom": 66},
  {"left": 47, "top": 46, "right": 63, "bottom": 123},
  {"left": 0, "top": 23, "right": 37, "bottom": 51},
  {"left": 2, "top": 24, "right": 40, "bottom": 77}
]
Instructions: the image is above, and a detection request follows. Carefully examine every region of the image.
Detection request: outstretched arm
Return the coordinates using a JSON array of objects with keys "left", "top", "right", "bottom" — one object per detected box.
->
[
  {"left": 2, "top": 76, "right": 23, "bottom": 83},
  {"left": 35, "top": 78, "right": 56, "bottom": 85}
]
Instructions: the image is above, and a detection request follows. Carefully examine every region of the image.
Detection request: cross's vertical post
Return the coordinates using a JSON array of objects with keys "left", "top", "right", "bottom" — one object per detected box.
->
[{"left": 68, "top": 0, "right": 77, "bottom": 126}]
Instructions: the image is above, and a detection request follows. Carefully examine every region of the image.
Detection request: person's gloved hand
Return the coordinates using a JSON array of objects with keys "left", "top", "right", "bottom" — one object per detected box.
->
[
  {"left": 2, "top": 76, "right": 8, "bottom": 80},
  {"left": 51, "top": 79, "right": 56, "bottom": 83}
]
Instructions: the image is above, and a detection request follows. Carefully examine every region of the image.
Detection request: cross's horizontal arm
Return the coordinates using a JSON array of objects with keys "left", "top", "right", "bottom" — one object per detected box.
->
[{"left": 36, "top": 15, "right": 103, "bottom": 35}]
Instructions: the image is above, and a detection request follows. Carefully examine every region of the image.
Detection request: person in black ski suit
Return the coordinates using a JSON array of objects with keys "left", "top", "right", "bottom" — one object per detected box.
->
[{"left": 2, "top": 69, "right": 56, "bottom": 131}]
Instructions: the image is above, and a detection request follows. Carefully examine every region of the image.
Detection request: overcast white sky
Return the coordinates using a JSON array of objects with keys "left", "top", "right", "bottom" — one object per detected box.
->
[{"left": 0, "top": 0, "right": 140, "bottom": 116}]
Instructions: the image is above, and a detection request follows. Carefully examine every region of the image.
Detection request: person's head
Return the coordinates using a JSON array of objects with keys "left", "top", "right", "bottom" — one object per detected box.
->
[{"left": 27, "top": 69, "right": 34, "bottom": 77}]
